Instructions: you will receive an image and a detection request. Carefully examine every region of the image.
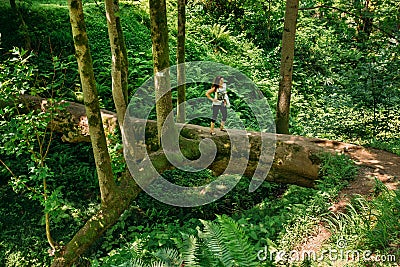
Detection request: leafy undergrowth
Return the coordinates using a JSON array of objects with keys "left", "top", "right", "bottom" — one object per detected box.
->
[
  {"left": 2, "top": 140, "right": 398, "bottom": 267},
  {"left": 0, "top": 139, "right": 100, "bottom": 267},
  {"left": 366, "top": 139, "right": 400, "bottom": 157},
  {"left": 322, "top": 181, "right": 400, "bottom": 267},
  {"left": 91, "top": 153, "right": 359, "bottom": 266},
  {"left": 0, "top": 0, "right": 399, "bottom": 266}
]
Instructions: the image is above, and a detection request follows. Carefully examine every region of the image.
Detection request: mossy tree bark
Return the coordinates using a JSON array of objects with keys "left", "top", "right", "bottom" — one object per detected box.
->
[
  {"left": 176, "top": 0, "right": 186, "bottom": 123},
  {"left": 276, "top": 0, "right": 299, "bottom": 134},
  {"left": 52, "top": 0, "right": 141, "bottom": 265},
  {"left": 105, "top": 0, "right": 128, "bottom": 128},
  {"left": 12, "top": 95, "right": 365, "bottom": 189},
  {"left": 67, "top": 0, "right": 116, "bottom": 206},
  {"left": 116, "top": 3, "right": 129, "bottom": 105},
  {"left": 149, "top": 0, "right": 174, "bottom": 143}
]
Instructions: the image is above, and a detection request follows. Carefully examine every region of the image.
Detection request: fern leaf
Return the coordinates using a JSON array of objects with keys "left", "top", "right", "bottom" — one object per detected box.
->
[
  {"left": 149, "top": 261, "right": 167, "bottom": 267},
  {"left": 131, "top": 258, "right": 147, "bottom": 267},
  {"left": 179, "top": 234, "right": 199, "bottom": 267},
  {"left": 217, "top": 215, "right": 258, "bottom": 267},
  {"left": 199, "top": 219, "right": 234, "bottom": 266},
  {"left": 153, "top": 248, "right": 181, "bottom": 266}
]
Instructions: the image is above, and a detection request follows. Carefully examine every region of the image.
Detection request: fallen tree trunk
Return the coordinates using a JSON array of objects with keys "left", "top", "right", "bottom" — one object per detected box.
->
[
  {"left": 12, "top": 95, "right": 118, "bottom": 143},
  {"left": 7, "top": 95, "right": 368, "bottom": 264},
  {"left": 15, "top": 95, "right": 364, "bottom": 188},
  {"left": 125, "top": 119, "right": 361, "bottom": 188}
]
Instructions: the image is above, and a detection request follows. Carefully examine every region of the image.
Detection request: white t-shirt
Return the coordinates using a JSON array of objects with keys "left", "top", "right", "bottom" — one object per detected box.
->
[{"left": 213, "top": 83, "right": 230, "bottom": 107}]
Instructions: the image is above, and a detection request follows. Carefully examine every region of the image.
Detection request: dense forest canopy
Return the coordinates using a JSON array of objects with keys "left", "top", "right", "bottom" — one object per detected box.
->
[
  {"left": 1, "top": 0, "right": 399, "bottom": 141},
  {"left": 0, "top": 0, "right": 399, "bottom": 266}
]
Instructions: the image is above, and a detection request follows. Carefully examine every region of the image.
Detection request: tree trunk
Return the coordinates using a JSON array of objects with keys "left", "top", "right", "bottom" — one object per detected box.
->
[
  {"left": 50, "top": 181, "right": 140, "bottom": 266},
  {"left": 276, "top": 0, "right": 299, "bottom": 134},
  {"left": 52, "top": 0, "right": 137, "bottom": 265},
  {"left": 176, "top": 0, "right": 186, "bottom": 123},
  {"left": 10, "top": 95, "right": 366, "bottom": 189},
  {"left": 105, "top": 0, "right": 128, "bottom": 128},
  {"left": 118, "top": 14, "right": 129, "bottom": 105},
  {"left": 149, "top": 0, "right": 174, "bottom": 143},
  {"left": 125, "top": 120, "right": 328, "bottom": 188},
  {"left": 67, "top": 0, "right": 116, "bottom": 205},
  {"left": 356, "top": 0, "right": 373, "bottom": 42}
]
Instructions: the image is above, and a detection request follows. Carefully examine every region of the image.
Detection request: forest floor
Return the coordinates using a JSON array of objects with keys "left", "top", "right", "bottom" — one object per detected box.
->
[{"left": 296, "top": 146, "right": 400, "bottom": 263}]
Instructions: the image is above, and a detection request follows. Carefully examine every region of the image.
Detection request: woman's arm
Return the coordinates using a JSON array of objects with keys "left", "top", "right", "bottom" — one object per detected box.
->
[{"left": 206, "top": 87, "right": 216, "bottom": 102}]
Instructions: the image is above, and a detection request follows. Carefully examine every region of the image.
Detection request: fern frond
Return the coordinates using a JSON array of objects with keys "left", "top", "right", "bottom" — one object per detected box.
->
[
  {"left": 199, "top": 219, "right": 234, "bottom": 266},
  {"left": 196, "top": 241, "right": 219, "bottom": 267},
  {"left": 153, "top": 248, "right": 181, "bottom": 266},
  {"left": 149, "top": 261, "right": 167, "bottom": 267},
  {"left": 131, "top": 258, "right": 147, "bottom": 267},
  {"left": 217, "top": 215, "right": 258, "bottom": 267},
  {"left": 179, "top": 234, "right": 199, "bottom": 267},
  {"left": 128, "top": 239, "right": 148, "bottom": 260}
]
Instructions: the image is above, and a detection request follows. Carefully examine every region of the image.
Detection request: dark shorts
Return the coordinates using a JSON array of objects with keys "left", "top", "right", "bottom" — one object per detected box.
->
[{"left": 211, "top": 104, "right": 227, "bottom": 123}]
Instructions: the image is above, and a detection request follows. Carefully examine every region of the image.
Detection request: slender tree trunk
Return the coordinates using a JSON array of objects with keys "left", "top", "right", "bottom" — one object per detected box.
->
[
  {"left": 51, "top": 0, "right": 140, "bottom": 265},
  {"left": 105, "top": 0, "right": 128, "bottom": 128},
  {"left": 356, "top": 0, "right": 373, "bottom": 41},
  {"left": 67, "top": 0, "right": 116, "bottom": 205},
  {"left": 117, "top": 11, "right": 129, "bottom": 105},
  {"left": 176, "top": 0, "right": 186, "bottom": 123},
  {"left": 149, "top": 0, "right": 174, "bottom": 143},
  {"left": 276, "top": 0, "right": 299, "bottom": 134}
]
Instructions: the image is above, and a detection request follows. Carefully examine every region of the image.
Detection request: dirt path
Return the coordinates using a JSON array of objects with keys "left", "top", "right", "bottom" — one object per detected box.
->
[
  {"left": 332, "top": 147, "right": 400, "bottom": 211},
  {"left": 296, "top": 146, "right": 400, "bottom": 259}
]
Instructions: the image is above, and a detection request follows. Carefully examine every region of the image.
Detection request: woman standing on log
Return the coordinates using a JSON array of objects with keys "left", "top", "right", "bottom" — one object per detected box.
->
[{"left": 206, "top": 76, "right": 230, "bottom": 135}]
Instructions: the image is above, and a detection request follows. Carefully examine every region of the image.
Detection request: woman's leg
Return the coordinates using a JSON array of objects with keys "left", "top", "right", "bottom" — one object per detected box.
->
[
  {"left": 220, "top": 105, "right": 227, "bottom": 131},
  {"left": 210, "top": 105, "right": 219, "bottom": 135}
]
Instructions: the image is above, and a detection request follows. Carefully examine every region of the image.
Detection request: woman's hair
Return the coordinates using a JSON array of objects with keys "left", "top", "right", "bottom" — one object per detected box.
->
[{"left": 212, "top": 76, "right": 223, "bottom": 90}]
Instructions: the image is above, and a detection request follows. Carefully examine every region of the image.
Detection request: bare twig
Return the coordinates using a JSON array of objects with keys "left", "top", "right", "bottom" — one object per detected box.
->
[{"left": 0, "top": 158, "right": 42, "bottom": 196}]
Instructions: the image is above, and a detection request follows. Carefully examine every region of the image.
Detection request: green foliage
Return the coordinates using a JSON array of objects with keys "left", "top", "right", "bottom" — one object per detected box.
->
[
  {"left": 224, "top": 153, "right": 358, "bottom": 266},
  {"left": 92, "top": 222, "right": 200, "bottom": 267},
  {"left": 198, "top": 215, "right": 258, "bottom": 267},
  {"left": 0, "top": 140, "right": 99, "bottom": 266},
  {"left": 1, "top": 0, "right": 398, "bottom": 143},
  {"left": 96, "top": 153, "right": 358, "bottom": 266},
  {"left": 0, "top": 49, "right": 100, "bottom": 266},
  {"left": 0, "top": 0, "right": 398, "bottom": 266},
  {"left": 290, "top": 0, "right": 400, "bottom": 144},
  {"left": 0, "top": 49, "right": 54, "bottom": 197},
  {"left": 365, "top": 138, "right": 400, "bottom": 156},
  {"left": 0, "top": 186, "right": 52, "bottom": 267},
  {"left": 316, "top": 153, "right": 358, "bottom": 199},
  {"left": 192, "top": 0, "right": 285, "bottom": 50},
  {"left": 325, "top": 180, "right": 400, "bottom": 265}
]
